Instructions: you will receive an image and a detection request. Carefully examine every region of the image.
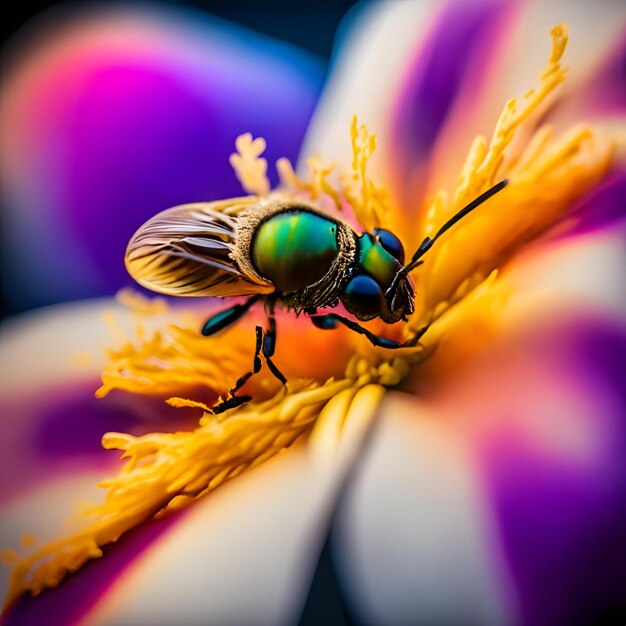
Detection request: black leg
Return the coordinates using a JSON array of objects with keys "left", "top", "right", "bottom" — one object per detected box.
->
[
  {"left": 229, "top": 326, "right": 263, "bottom": 394},
  {"left": 211, "top": 394, "right": 253, "bottom": 414},
  {"left": 263, "top": 301, "right": 287, "bottom": 384},
  {"left": 211, "top": 302, "right": 287, "bottom": 414},
  {"left": 202, "top": 294, "right": 262, "bottom": 336},
  {"left": 311, "top": 313, "right": 429, "bottom": 349},
  {"left": 211, "top": 326, "right": 263, "bottom": 414}
]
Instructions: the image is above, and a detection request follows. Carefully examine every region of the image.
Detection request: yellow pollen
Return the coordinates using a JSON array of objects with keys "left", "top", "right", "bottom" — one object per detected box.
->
[
  {"left": 340, "top": 115, "right": 390, "bottom": 229},
  {"left": 165, "top": 397, "right": 214, "bottom": 412},
  {"left": 95, "top": 303, "right": 255, "bottom": 399}
]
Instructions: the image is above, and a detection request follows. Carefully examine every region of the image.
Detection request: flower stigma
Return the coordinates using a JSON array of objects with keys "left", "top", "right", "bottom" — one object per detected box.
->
[{"left": 2, "top": 24, "right": 614, "bottom": 609}]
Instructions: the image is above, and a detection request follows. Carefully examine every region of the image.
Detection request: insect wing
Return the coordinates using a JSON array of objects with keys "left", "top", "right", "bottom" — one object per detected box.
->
[{"left": 125, "top": 198, "right": 274, "bottom": 297}]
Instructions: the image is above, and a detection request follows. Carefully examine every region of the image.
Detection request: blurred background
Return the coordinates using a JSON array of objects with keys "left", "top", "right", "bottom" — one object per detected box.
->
[{"left": 0, "top": 0, "right": 358, "bottom": 319}]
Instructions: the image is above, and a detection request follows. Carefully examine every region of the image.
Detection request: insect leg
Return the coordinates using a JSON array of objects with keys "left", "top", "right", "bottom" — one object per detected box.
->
[
  {"left": 211, "top": 326, "right": 263, "bottom": 414},
  {"left": 262, "top": 301, "right": 287, "bottom": 384},
  {"left": 201, "top": 294, "right": 262, "bottom": 336},
  {"left": 311, "top": 313, "right": 429, "bottom": 349}
]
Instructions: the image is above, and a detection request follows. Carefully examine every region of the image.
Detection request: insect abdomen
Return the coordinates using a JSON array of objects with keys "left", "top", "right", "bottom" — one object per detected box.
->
[{"left": 250, "top": 211, "right": 339, "bottom": 293}]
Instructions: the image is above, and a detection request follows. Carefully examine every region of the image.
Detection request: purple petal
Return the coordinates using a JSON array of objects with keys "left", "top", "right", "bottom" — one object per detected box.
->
[
  {"left": 332, "top": 309, "right": 626, "bottom": 624},
  {"left": 560, "top": 171, "right": 626, "bottom": 238},
  {"left": 0, "top": 6, "right": 323, "bottom": 311},
  {"left": 583, "top": 27, "right": 626, "bottom": 115},
  {"left": 392, "top": 0, "right": 512, "bottom": 157},
  {"left": 1, "top": 513, "right": 184, "bottom": 626},
  {"left": 389, "top": 0, "right": 518, "bottom": 214},
  {"left": 483, "top": 318, "right": 626, "bottom": 625},
  {"left": 0, "top": 300, "right": 200, "bottom": 503}
]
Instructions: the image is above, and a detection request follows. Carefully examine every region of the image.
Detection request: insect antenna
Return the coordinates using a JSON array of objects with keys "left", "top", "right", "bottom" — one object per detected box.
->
[{"left": 386, "top": 179, "right": 509, "bottom": 299}]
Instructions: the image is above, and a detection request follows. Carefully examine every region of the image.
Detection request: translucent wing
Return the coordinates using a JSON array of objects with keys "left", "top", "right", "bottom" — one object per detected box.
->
[{"left": 125, "top": 198, "right": 274, "bottom": 297}]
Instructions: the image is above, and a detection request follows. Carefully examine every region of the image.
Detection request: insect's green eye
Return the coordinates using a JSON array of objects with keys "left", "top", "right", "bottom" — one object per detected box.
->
[
  {"left": 341, "top": 274, "right": 383, "bottom": 320},
  {"left": 373, "top": 228, "right": 405, "bottom": 264}
]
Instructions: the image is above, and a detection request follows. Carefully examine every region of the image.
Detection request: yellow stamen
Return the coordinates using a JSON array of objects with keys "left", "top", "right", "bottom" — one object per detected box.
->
[
  {"left": 276, "top": 156, "right": 341, "bottom": 208},
  {"left": 229, "top": 133, "right": 270, "bottom": 196},
  {"left": 4, "top": 356, "right": 400, "bottom": 607},
  {"left": 306, "top": 156, "right": 343, "bottom": 206},
  {"left": 115, "top": 287, "right": 168, "bottom": 315},
  {"left": 409, "top": 24, "right": 612, "bottom": 332},
  {"left": 165, "top": 397, "right": 214, "bottom": 412},
  {"left": 341, "top": 115, "right": 390, "bottom": 229},
  {"left": 277, "top": 116, "right": 389, "bottom": 231},
  {"left": 452, "top": 25, "right": 570, "bottom": 210},
  {"left": 96, "top": 306, "right": 256, "bottom": 399}
]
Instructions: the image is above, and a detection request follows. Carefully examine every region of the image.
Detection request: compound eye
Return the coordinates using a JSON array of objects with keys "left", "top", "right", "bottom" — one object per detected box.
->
[
  {"left": 341, "top": 275, "right": 383, "bottom": 321},
  {"left": 373, "top": 228, "right": 405, "bottom": 264}
]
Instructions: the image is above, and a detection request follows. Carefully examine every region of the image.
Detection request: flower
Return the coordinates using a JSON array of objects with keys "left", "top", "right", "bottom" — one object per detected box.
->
[{"left": 2, "top": 1, "right": 626, "bottom": 624}]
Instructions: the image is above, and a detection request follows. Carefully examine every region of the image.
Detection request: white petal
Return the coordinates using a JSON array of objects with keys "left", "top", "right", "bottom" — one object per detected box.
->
[
  {"left": 504, "top": 0, "right": 626, "bottom": 104},
  {"left": 503, "top": 226, "right": 626, "bottom": 322},
  {"left": 299, "top": 0, "right": 432, "bottom": 173},
  {"left": 332, "top": 394, "right": 512, "bottom": 625},
  {"left": 301, "top": 0, "right": 625, "bottom": 178},
  {"left": 87, "top": 435, "right": 367, "bottom": 626},
  {"left": 0, "top": 299, "right": 127, "bottom": 395}
]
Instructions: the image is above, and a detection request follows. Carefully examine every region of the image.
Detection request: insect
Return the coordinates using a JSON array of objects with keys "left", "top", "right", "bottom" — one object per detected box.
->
[{"left": 126, "top": 179, "right": 508, "bottom": 412}]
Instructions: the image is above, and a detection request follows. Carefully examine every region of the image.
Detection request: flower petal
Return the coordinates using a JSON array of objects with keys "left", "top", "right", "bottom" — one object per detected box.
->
[
  {"left": 1, "top": 480, "right": 183, "bottom": 626},
  {"left": 84, "top": 442, "right": 349, "bottom": 625},
  {"left": 410, "top": 221, "right": 626, "bottom": 395},
  {"left": 555, "top": 171, "right": 626, "bottom": 238},
  {"left": 303, "top": 1, "right": 625, "bottom": 235},
  {"left": 2, "top": 389, "right": 384, "bottom": 625},
  {"left": 0, "top": 6, "right": 323, "bottom": 311},
  {"left": 0, "top": 300, "right": 198, "bottom": 503},
  {"left": 424, "top": 1, "right": 626, "bottom": 195},
  {"left": 331, "top": 396, "right": 511, "bottom": 624},
  {"left": 332, "top": 224, "right": 626, "bottom": 623},
  {"left": 387, "top": 0, "right": 519, "bottom": 222},
  {"left": 504, "top": 3, "right": 626, "bottom": 119},
  {"left": 477, "top": 319, "right": 626, "bottom": 624}
]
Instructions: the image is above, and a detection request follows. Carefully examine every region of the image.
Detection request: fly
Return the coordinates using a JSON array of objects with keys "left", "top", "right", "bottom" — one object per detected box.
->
[{"left": 125, "top": 180, "right": 508, "bottom": 412}]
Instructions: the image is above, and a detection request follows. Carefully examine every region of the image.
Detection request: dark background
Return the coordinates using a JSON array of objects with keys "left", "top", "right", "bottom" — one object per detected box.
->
[{"left": 1, "top": 0, "right": 358, "bottom": 82}]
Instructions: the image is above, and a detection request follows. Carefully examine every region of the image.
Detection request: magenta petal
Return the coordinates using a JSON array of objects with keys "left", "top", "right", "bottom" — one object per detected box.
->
[{"left": 0, "top": 7, "right": 323, "bottom": 312}]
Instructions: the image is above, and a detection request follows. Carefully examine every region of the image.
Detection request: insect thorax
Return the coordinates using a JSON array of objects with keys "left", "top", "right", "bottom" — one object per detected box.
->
[{"left": 232, "top": 197, "right": 358, "bottom": 312}]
